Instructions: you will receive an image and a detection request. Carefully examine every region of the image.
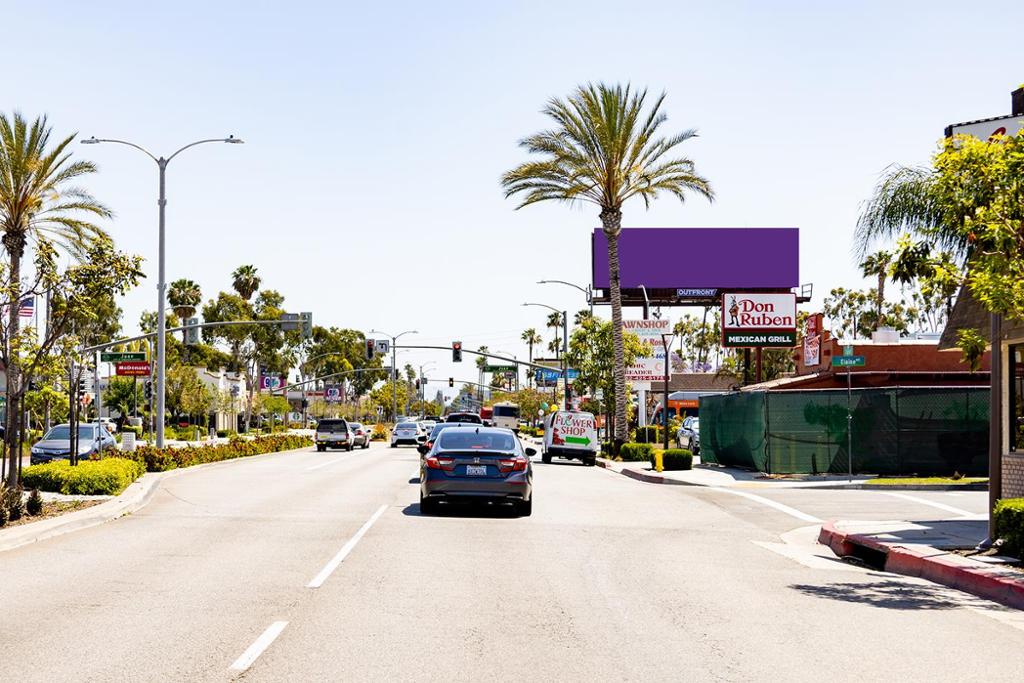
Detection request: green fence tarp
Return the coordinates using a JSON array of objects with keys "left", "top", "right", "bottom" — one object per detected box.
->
[{"left": 701, "top": 387, "right": 989, "bottom": 476}]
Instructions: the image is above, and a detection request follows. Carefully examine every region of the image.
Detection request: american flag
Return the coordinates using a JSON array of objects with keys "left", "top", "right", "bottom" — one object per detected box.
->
[{"left": 17, "top": 297, "right": 34, "bottom": 318}]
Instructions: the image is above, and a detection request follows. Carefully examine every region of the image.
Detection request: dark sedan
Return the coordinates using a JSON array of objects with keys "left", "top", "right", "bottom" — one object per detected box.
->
[{"left": 419, "top": 427, "right": 534, "bottom": 516}]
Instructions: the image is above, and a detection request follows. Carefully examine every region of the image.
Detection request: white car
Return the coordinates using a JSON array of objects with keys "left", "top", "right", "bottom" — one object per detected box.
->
[
  {"left": 391, "top": 421, "right": 424, "bottom": 448},
  {"left": 99, "top": 417, "right": 118, "bottom": 433}
]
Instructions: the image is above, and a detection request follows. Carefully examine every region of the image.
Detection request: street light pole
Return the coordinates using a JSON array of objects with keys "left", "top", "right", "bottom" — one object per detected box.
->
[
  {"left": 370, "top": 329, "right": 416, "bottom": 422},
  {"left": 523, "top": 303, "right": 570, "bottom": 411},
  {"left": 82, "top": 135, "right": 243, "bottom": 448},
  {"left": 538, "top": 279, "right": 593, "bottom": 316}
]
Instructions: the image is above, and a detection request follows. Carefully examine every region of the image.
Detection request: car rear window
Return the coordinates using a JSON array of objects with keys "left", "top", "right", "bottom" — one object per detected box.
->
[
  {"left": 447, "top": 413, "right": 481, "bottom": 423},
  {"left": 397, "top": 422, "right": 418, "bottom": 428},
  {"left": 493, "top": 406, "right": 519, "bottom": 417},
  {"left": 438, "top": 430, "right": 516, "bottom": 451},
  {"left": 318, "top": 420, "right": 347, "bottom": 432}
]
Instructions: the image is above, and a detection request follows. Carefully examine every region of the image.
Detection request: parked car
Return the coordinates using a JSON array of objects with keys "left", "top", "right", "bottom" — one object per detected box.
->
[
  {"left": 391, "top": 421, "right": 425, "bottom": 448},
  {"left": 419, "top": 426, "right": 535, "bottom": 516},
  {"left": 446, "top": 412, "right": 482, "bottom": 424},
  {"left": 99, "top": 417, "right": 118, "bottom": 433},
  {"left": 349, "top": 422, "right": 371, "bottom": 449},
  {"left": 676, "top": 416, "right": 700, "bottom": 454},
  {"left": 315, "top": 418, "right": 354, "bottom": 452},
  {"left": 30, "top": 423, "right": 118, "bottom": 465}
]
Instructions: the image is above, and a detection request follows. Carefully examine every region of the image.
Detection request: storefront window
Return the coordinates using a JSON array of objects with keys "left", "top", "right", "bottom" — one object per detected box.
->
[{"left": 1012, "top": 345, "right": 1024, "bottom": 451}]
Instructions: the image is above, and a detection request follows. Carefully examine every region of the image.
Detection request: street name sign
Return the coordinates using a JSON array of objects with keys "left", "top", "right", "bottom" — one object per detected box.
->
[
  {"left": 483, "top": 364, "right": 516, "bottom": 373},
  {"left": 832, "top": 355, "right": 866, "bottom": 367},
  {"left": 115, "top": 361, "right": 151, "bottom": 377},
  {"left": 101, "top": 351, "right": 146, "bottom": 363}
]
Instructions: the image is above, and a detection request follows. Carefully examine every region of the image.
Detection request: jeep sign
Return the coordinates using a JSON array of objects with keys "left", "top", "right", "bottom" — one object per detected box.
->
[{"left": 721, "top": 292, "right": 797, "bottom": 348}]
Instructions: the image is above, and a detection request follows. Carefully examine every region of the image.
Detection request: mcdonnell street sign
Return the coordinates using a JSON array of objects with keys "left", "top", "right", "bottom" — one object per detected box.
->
[{"left": 721, "top": 292, "right": 797, "bottom": 348}]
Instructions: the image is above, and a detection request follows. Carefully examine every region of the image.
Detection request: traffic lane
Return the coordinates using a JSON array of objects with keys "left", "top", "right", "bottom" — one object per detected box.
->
[
  {"left": 0, "top": 441, "right": 415, "bottom": 683},
  {"left": 243, "top": 456, "right": 1024, "bottom": 681}
]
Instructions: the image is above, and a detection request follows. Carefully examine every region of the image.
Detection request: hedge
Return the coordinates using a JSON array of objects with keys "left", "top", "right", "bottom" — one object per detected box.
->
[
  {"left": 127, "top": 434, "right": 313, "bottom": 472},
  {"left": 994, "top": 498, "right": 1024, "bottom": 558},
  {"left": 620, "top": 442, "right": 655, "bottom": 462},
  {"left": 634, "top": 426, "right": 663, "bottom": 444},
  {"left": 23, "top": 458, "right": 146, "bottom": 496},
  {"left": 661, "top": 449, "right": 693, "bottom": 471}
]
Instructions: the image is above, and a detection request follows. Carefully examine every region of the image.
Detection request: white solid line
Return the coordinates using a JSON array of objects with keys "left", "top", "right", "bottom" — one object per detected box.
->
[
  {"left": 307, "top": 504, "right": 388, "bottom": 588},
  {"left": 229, "top": 621, "right": 288, "bottom": 671},
  {"left": 881, "top": 492, "right": 976, "bottom": 518},
  {"left": 710, "top": 487, "right": 822, "bottom": 523}
]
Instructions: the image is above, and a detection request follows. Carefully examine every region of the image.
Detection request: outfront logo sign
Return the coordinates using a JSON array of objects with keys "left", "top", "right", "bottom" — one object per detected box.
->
[{"left": 721, "top": 292, "right": 797, "bottom": 348}]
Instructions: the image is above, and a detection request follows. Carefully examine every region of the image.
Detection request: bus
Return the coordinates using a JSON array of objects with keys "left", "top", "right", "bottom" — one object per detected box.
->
[{"left": 491, "top": 402, "right": 520, "bottom": 431}]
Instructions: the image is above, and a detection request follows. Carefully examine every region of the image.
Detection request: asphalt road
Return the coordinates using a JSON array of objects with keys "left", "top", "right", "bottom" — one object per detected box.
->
[{"left": 1, "top": 442, "right": 1023, "bottom": 682}]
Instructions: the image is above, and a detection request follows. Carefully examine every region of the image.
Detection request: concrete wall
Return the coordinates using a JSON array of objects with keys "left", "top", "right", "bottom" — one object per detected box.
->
[{"left": 1003, "top": 453, "right": 1024, "bottom": 499}]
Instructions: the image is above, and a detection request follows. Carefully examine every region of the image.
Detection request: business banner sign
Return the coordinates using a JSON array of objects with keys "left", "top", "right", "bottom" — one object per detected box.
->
[
  {"left": 623, "top": 319, "right": 672, "bottom": 381},
  {"left": 802, "top": 313, "right": 822, "bottom": 367},
  {"left": 115, "top": 361, "right": 151, "bottom": 377},
  {"left": 721, "top": 292, "right": 797, "bottom": 348},
  {"left": 260, "top": 373, "right": 283, "bottom": 391},
  {"left": 625, "top": 356, "right": 670, "bottom": 383},
  {"left": 324, "top": 383, "right": 343, "bottom": 403}
]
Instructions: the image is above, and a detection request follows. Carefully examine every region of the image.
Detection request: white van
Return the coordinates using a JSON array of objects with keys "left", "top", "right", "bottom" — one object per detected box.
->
[
  {"left": 542, "top": 410, "right": 598, "bottom": 466},
  {"left": 491, "top": 402, "right": 520, "bottom": 431}
]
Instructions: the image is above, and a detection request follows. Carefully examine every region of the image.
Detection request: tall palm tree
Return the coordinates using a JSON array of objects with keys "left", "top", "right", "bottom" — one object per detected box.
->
[
  {"left": 231, "top": 264, "right": 261, "bottom": 301},
  {"left": 859, "top": 249, "right": 892, "bottom": 326},
  {"left": 502, "top": 83, "right": 712, "bottom": 450},
  {"left": 0, "top": 113, "right": 109, "bottom": 483},
  {"left": 521, "top": 328, "right": 542, "bottom": 386},
  {"left": 545, "top": 311, "right": 563, "bottom": 359},
  {"left": 168, "top": 278, "right": 202, "bottom": 345}
]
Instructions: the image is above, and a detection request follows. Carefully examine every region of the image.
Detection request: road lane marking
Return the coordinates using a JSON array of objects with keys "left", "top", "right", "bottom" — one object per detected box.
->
[
  {"left": 880, "top": 492, "right": 977, "bottom": 518},
  {"left": 229, "top": 621, "right": 288, "bottom": 671},
  {"left": 710, "top": 487, "right": 822, "bottom": 523},
  {"left": 307, "top": 504, "right": 388, "bottom": 588},
  {"left": 305, "top": 455, "right": 350, "bottom": 471}
]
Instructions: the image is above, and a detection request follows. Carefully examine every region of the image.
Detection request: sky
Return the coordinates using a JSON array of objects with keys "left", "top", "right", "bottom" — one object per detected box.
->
[{"left": 4, "top": 0, "right": 1023, "bottom": 394}]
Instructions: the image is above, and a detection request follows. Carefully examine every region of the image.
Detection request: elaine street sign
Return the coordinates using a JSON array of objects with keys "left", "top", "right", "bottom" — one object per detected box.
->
[
  {"left": 483, "top": 364, "right": 516, "bottom": 373},
  {"left": 832, "top": 355, "right": 866, "bottom": 368},
  {"left": 101, "top": 351, "right": 146, "bottom": 363},
  {"left": 721, "top": 292, "right": 797, "bottom": 348}
]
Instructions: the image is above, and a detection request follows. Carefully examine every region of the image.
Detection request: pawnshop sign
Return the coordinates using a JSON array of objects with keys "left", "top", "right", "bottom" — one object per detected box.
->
[{"left": 721, "top": 292, "right": 797, "bottom": 348}]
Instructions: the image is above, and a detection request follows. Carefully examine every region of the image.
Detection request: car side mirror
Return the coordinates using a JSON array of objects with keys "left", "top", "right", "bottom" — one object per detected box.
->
[
  {"left": 417, "top": 444, "right": 429, "bottom": 455},
  {"left": 525, "top": 447, "right": 537, "bottom": 457}
]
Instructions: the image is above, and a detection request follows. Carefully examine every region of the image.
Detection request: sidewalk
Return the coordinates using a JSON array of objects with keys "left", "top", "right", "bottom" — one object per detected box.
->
[
  {"left": 819, "top": 519, "right": 1024, "bottom": 610},
  {"left": 596, "top": 458, "right": 875, "bottom": 489}
]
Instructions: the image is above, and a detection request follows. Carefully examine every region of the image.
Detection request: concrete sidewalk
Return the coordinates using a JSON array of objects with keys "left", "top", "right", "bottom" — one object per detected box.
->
[
  {"left": 596, "top": 458, "right": 876, "bottom": 489},
  {"left": 819, "top": 519, "right": 1024, "bottom": 610}
]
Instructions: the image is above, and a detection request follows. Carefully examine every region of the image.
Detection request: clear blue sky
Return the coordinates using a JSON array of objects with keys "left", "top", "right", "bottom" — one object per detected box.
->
[{"left": 5, "top": 0, "right": 1022, "bottom": 388}]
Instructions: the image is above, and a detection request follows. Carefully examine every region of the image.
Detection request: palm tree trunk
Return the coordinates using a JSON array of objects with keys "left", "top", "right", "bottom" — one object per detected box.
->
[
  {"left": 601, "top": 208, "right": 627, "bottom": 455},
  {"left": 876, "top": 272, "right": 885, "bottom": 325},
  {"left": 4, "top": 237, "right": 24, "bottom": 484}
]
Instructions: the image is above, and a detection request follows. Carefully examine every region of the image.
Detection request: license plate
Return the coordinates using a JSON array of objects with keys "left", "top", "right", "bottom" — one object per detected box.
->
[{"left": 465, "top": 465, "right": 487, "bottom": 476}]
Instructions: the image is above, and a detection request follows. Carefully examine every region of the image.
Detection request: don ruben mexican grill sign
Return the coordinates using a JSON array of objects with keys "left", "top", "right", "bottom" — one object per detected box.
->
[{"left": 721, "top": 292, "right": 797, "bottom": 348}]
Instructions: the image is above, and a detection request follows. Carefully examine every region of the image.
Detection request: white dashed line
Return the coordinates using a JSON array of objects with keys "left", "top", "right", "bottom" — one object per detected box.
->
[
  {"left": 229, "top": 621, "right": 288, "bottom": 671},
  {"left": 307, "top": 504, "right": 388, "bottom": 588}
]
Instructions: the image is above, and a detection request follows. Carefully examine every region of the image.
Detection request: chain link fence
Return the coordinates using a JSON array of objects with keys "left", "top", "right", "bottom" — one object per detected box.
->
[{"left": 701, "top": 387, "right": 989, "bottom": 475}]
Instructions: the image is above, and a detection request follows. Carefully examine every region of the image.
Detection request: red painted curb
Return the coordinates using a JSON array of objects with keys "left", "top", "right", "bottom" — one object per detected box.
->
[{"left": 819, "top": 523, "right": 1024, "bottom": 611}]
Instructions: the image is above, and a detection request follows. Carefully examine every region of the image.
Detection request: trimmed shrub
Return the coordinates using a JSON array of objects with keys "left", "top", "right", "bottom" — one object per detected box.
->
[
  {"left": 26, "top": 488, "right": 43, "bottom": 516},
  {"left": 661, "top": 449, "right": 693, "bottom": 471},
  {"left": 634, "top": 426, "right": 662, "bottom": 444},
  {"left": 22, "top": 458, "right": 146, "bottom": 496},
  {"left": 370, "top": 424, "right": 388, "bottom": 441},
  {"left": 216, "top": 429, "right": 231, "bottom": 438},
  {"left": 126, "top": 434, "right": 313, "bottom": 473},
  {"left": 4, "top": 485, "right": 25, "bottom": 521},
  {"left": 620, "top": 442, "right": 655, "bottom": 462},
  {"left": 994, "top": 498, "right": 1024, "bottom": 558}
]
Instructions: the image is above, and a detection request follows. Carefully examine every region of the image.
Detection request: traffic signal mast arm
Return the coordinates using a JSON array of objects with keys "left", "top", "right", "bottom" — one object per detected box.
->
[
  {"left": 80, "top": 318, "right": 306, "bottom": 354},
  {"left": 395, "top": 345, "right": 555, "bottom": 372}
]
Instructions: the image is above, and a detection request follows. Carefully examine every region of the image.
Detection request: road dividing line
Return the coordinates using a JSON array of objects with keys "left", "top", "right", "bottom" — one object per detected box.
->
[
  {"left": 710, "top": 487, "right": 822, "bottom": 523},
  {"left": 881, "top": 492, "right": 977, "bottom": 518},
  {"left": 229, "top": 621, "right": 288, "bottom": 671},
  {"left": 307, "top": 504, "right": 388, "bottom": 588}
]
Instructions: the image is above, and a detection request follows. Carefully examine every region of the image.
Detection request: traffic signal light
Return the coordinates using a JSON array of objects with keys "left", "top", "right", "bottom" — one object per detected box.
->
[
  {"left": 300, "top": 312, "right": 313, "bottom": 340},
  {"left": 144, "top": 380, "right": 153, "bottom": 400},
  {"left": 452, "top": 341, "right": 462, "bottom": 362},
  {"left": 366, "top": 339, "right": 375, "bottom": 360},
  {"left": 448, "top": 377, "right": 454, "bottom": 388},
  {"left": 415, "top": 379, "right": 420, "bottom": 390},
  {"left": 185, "top": 317, "right": 201, "bottom": 346}
]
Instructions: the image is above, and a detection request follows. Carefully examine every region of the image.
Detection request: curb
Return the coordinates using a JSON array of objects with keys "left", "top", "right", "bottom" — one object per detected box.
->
[
  {"left": 818, "top": 521, "right": 1024, "bottom": 611},
  {"left": 0, "top": 444, "right": 314, "bottom": 554},
  {"left": 596, "top": 459, "right": 700, "bottom": 486},
  {"left": 808, "top": 483, "right": 988, "bottom": 491}
]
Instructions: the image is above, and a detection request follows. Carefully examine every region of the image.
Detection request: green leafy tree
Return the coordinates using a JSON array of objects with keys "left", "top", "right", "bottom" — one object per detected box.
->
[
  {"left": 102, "top": 377, "right": 146, "bottom": 427},
  {"left": 370, "top": 380, "right": 409, "bottom": 421},
  {"left": 502, "top": 83, "right": 713, "bottom": 451},
  {"left": 165, "top": 365, "right": 212, "bottom": 423},
  {"left": 0, "top": 113, "right": 113, "bottom": 479}
]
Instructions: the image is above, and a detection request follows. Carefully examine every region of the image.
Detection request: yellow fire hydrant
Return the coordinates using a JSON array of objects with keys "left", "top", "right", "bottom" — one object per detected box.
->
[{"left": 653, "top": 450, "right": 664, "bottom": 472}]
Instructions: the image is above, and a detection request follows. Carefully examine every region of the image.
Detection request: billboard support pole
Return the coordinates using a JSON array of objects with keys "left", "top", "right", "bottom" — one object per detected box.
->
[{"left": 755, "top": 347, "right": 763, "bottom": 384}]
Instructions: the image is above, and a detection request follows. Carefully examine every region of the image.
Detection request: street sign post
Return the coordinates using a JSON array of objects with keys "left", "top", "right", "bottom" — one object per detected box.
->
[
  {"left": 101, "top": 351, "right": 146, "bottom": 363},
  {"left": 833, "top": 347, "right": 865, "bottom": 482}
]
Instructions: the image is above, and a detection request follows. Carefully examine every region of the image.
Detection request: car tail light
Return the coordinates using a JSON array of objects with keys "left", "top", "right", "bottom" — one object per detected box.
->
[
  {"left": 425, "top": 456, "right": 454, "bottom": 472},
  {"left": 499, "top": 456, "right": 528, "bottom": 473}
]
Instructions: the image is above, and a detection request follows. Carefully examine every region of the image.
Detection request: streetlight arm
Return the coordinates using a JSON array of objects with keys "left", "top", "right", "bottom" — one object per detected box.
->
[
  {"left": 81, "top": 137, "right": 158, "bottom": 163},
  {"left": 167, "top": 137, "right": 242, "bottom": 163},
  {"left": 538, "top": 279, "right": 588, "bottom": 296},
  {"left": 522, "top": 302, "right": 562, "bottom": 315}
]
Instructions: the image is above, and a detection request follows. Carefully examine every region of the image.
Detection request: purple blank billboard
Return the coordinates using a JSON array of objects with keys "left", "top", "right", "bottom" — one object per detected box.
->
[{"left": 592, "top": 228, "right": 799, "bottom": 289}]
